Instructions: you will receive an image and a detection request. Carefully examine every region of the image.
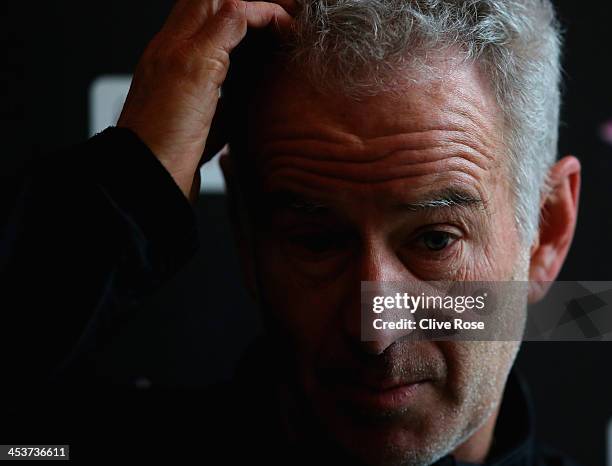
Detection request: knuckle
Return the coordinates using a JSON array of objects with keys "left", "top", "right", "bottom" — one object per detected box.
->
[
  {"left": 203, "top": 56, "right": 230, "bottom": 86},
  {"left": 197, "top": 31, "right": 231, "bottom": 66},
  {"left": 170, "top": 39, "right": 230, "bottom": 86},
  {"left": 198, "top": 45, "right": 231, "bottom": 86},
  {"left": 219, "top": 0, "right": 242, "bottom": 17}
]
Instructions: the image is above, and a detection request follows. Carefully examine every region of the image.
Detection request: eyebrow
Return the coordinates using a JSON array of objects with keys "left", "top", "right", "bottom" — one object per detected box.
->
[
  {"left": 262, "top": 187, "right": 484, "bottom": 215},
  {"left": 396, "top": 188, "right": 485, "bottom": 212},
  {"left": 262, "top": 191, "right": 330, "bottom": 214}
]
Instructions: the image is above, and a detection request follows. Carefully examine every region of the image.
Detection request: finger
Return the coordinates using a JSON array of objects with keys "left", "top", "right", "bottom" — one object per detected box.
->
[
  {"left": 245, "top": 1, "right": 293, "bottom": 32},
  {"left": 196, "top": 0, "right": 293, "bottom": 164},
  {"left": 192, "top": 0, "right": 293, "bottom": 53},
  {"left": 255, "top": 0, "right": 298, "bottom": 17},
  {"left": 162, "top": 0, "right": 223, "bottom": 38}
]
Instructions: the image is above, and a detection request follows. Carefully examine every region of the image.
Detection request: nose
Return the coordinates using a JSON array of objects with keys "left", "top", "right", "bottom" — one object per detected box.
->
[{"left": 342, "top": 239, "right": 414, "bottom": 356}]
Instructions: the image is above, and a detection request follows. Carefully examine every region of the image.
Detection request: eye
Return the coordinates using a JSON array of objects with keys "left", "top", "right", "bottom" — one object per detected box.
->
[{"left": 420, "top": 231, "right": 457, "bottom": 251}]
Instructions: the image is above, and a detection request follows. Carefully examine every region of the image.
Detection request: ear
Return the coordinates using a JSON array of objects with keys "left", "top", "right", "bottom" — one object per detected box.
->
[
  {"left": 220, "top": 149, "right": 259, "bottom": 302},
  {"left": 528, "top": 155, "right": 581, "bottom": 302}
]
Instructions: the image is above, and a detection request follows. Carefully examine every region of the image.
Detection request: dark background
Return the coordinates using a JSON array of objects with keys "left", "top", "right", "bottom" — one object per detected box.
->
[{"left": 1, "top": 1, "right": 611, "bottom": 465}]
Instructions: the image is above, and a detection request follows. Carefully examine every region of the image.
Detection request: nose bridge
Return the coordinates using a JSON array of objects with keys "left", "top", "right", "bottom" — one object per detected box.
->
[
  {"left": 342, "top": 235, "right": 413, "bottom": 355},
  {"left": 359, "top": 235, "right": 407, "bottom": 282}
]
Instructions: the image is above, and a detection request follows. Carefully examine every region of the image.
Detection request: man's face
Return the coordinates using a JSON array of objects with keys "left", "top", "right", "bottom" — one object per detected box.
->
[{"left": 239, "top": 55, "right": 528, "bottom": 465}]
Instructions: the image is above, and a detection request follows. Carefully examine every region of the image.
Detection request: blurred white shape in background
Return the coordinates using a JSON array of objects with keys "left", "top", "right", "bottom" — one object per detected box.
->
[
  {"left": 89, "top": 75, "right": 225, "bottom": 194},
  {"left": 600, "top": 120, "right": 612, "bottom": 147}
]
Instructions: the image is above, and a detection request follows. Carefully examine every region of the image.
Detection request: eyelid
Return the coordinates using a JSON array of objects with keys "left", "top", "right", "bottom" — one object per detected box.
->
[
  {"left": 411, "top": 224, "right": 465, "bottom": 241},
  {"left": 413, "top": 207, "right": 476, "bottom": 231}
]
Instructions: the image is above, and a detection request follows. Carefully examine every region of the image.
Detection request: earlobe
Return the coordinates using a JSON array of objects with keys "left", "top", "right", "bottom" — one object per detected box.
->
[{"left": 528, "top": 155, "right": 581, "bottom": 303}]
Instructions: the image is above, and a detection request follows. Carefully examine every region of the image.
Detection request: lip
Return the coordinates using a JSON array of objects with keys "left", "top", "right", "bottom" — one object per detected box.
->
[{"left": 332, "top": 377, "right": 428, "bottom": 411}]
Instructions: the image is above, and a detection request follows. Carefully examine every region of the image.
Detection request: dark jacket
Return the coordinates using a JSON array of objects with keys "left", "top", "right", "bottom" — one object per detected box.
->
[{"left": 0, "top": 127, "right": 580, "bottom": 465}]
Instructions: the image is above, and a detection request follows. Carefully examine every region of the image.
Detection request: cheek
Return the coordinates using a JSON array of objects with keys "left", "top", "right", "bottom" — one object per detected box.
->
[
  {"left": 440, "top": 341, "right": 519, "bottom": 419},
  {"left": 253, "top": 237, "right": 349, "bottom": 356}
]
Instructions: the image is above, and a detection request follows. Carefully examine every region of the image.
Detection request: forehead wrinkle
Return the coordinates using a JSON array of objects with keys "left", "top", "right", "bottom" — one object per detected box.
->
[
  {"left": 254, "top": 83, "right": 502, "bottom": 170},
  {"left": 262, "top": 166, "right": 486, "bottom": 201},
  {"left": 418, "top": 86, "right": 502, "bottom": 160},
  {"left": 254, "top": 124, "right": 364, "bottom": 149},
  {"left": 408, "top": 64, "right": 504, "bottom": 164},
  {"left": 260, "top": 143, "right": 493, "bottom": 180},
  {"left": 258, "top": 126, "right": 496, "bottom": 167},
  {"left": 260, "top": 145, "right": 491, "bottom": 185},
  {"left": 257, "top": 124, "right": 496, "bottom": 208}
]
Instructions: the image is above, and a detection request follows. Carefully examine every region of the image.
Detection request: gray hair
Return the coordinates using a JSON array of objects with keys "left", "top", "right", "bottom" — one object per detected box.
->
[{"left": 283, "top": 0, "right": 563, "bottom": 245}]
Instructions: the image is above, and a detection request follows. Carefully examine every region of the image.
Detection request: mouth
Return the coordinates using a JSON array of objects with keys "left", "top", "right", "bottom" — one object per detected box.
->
[
  {"left": 341, "top": 379, "right": 427, "bottom": 412},
  {"left": 324, "top": 373, "right": 431, "bottom": 412}
]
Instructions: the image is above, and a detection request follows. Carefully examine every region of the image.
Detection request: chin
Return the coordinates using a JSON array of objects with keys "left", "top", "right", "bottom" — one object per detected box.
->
[
  {"left": 326, "top": 422, "right": 456, "bottom": 466},
  {"left": 309, "top": 392, "right": 465, "bottom": 466}
]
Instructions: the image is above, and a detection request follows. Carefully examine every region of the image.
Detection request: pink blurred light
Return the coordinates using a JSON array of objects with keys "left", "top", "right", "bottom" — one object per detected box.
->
[{"left": 600, "top": 120, "right": 612, "bottom": 146}]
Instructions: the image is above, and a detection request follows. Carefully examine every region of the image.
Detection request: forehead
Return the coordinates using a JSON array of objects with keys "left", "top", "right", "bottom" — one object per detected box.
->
[
  {"left": 249, "top": 54, "right": 502, "bottom": 145},
  {"left": 245, "top": 54, "right": 506, "bottom": 212}
]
